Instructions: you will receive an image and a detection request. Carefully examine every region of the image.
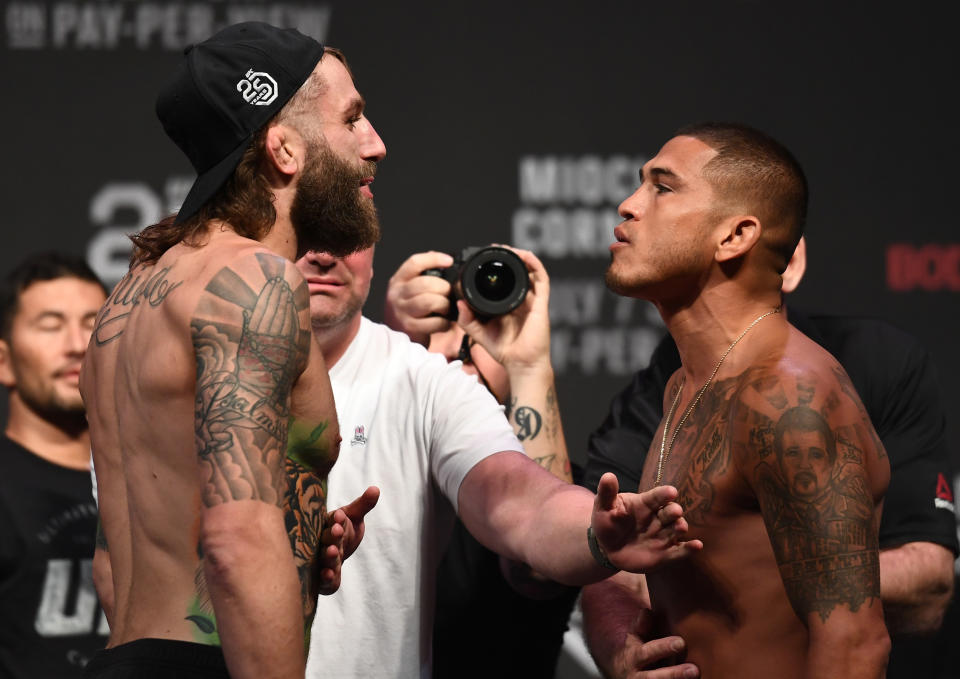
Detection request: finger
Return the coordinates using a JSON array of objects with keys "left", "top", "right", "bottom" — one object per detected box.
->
[
  {"left": 641, "top": 663, "right": 700, "bottom": 679},
  {"left": 400, "top": 273, "right": 454, "bottom": 299},
  {"left": 405, "top": 315, "right": 455, "bottom": 338},
  {"left": 662, "top": 540, "right": 705, "bottom": 561},
  {"left": 640, "top": 485, "right": 680, "bottom": 512},
  {"left": 342, "top": 486, "right": 380, "bottom": 521},
  {"left": 657, "top": 502, "right": 684, "bottom": 525},
  {"left": 393, "top": 251, "right": 455, "bottom": 281},
  {"left": 455, "top": 300, "right": 482, "bottom": 339},
  {"left": 596, "top": 472, "right": 621, "bottom": 511},
  {"left": 403, "top": 290, "right": 453, "bottom": 319},
  {"left": 631, "top": 636, "right": 688, "bottom": 670}
]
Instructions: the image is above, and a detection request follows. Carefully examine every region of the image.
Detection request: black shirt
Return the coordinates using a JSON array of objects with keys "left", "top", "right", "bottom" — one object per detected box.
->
[
  {"left": 0, "top": 436, "right": 107, "bottom": 678},
  {"left": 584, "top": 310, "right": 959, "bottom": 556}
]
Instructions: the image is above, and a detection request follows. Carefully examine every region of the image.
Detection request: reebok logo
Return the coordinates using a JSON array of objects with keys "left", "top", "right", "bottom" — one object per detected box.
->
[
  {"left": 935, "top": 472, "right": 955, "bottom": 512},
  {"left": 237, "top": 69, "right": 278, "bottom": 106}
]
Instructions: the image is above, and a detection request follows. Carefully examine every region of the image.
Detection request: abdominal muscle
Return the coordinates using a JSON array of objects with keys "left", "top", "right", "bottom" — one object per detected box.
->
[{"left": 646, "top": 512, "right": 809, "bottom": 678}]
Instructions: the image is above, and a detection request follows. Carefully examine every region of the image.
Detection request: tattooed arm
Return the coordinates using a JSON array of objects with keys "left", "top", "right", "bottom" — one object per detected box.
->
[
  {"left": 192, "top": 252, "right": 313, "bottom": 679},
  {"left": 735, "top": 366, "right": 890, "bottom": 678},
  {"left": 456, "top": 247, "right": 572, "bottom": 483}
]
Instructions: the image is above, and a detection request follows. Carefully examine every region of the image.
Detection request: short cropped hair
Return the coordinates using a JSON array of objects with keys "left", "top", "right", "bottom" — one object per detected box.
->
[
  {"left": 0, "top": 251, "right": 106, "bottom": 340},
  {"left": 676, "top": 122, "right": 808, "bottom": 273}
]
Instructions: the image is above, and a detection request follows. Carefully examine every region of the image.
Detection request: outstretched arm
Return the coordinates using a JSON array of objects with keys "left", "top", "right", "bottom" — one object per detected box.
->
[{"left": 458, "top": 454, "right": 701, "bottom": 586}]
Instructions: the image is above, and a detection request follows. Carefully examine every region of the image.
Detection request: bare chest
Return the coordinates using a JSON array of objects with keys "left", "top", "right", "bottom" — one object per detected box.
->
[{"left": 639, "top": 387, "right": 754, "bottom": 528}]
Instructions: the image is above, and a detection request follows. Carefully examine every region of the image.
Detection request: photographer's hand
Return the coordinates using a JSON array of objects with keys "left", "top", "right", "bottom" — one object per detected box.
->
[
  {"left": 456, "top": 247, "right": 552, "bottom": 375},
  {"left": 458, "top": 248, "right": 571, "bottom": 484},
  {"left": 384, "top": 251, "right": 455, "bottom": 346}
]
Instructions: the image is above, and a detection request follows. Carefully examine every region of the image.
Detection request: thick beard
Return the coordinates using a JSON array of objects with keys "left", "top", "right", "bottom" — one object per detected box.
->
[
  {"left": 290, "top": 138, "right": 382, "bottom": 257},
  {"left": 17, "top": 383, "right": 88, "bottom": 434}
]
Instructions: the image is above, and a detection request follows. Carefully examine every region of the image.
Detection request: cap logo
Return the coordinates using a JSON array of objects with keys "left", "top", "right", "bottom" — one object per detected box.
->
[{"left": 236, "top": 69, "right": 278, "bottom": 106}]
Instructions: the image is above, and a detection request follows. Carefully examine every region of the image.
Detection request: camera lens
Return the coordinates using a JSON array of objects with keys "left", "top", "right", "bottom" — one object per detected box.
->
[
  {"left": 459, "top": 246, "right": 529, "bottom": 318},
  {"left": 474, "top": 260, "right": 516, "bottom": 302}
]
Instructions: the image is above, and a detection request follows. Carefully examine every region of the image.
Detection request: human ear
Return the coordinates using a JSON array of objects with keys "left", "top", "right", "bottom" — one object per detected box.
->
[
  {"left": 264, "top": 124, "right": 303, "bottom": 178},
  {"left": 0, "top": 339, "right": 16, "bottom": 388},
  {"left": 715, "top": 215, "right": 761, "bottom": 263}
]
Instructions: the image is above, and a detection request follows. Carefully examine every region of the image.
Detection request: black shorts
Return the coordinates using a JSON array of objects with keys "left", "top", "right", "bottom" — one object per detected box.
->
[{"left": 83, "top": 638, "right": 230, "bottom": 678}]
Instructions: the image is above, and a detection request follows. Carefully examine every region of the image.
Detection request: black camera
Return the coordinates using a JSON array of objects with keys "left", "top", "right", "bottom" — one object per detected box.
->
[{"left": 422, "top": 245, "right": 530, "bottom": 320}]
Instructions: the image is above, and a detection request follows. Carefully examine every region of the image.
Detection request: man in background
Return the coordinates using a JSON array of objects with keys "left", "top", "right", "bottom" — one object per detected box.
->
[
  {"left": 297, "top": 243, "right": 699, "bottom": 679},
  {"left": 0, "top": 252, "right": 109, "bottom": 677},
  {"left": 386, "top": 249, "right": 580, "bottom": 678}
]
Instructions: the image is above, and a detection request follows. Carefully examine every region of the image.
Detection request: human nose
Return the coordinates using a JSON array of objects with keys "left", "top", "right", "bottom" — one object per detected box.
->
[
  {"left": 67, "top": 322, "right": 89, "bottom": 356},
  {"left": 302, "top": 250, "right": 337, "bottom": 269},
  {"left": 618, "top": 187, "right": 644, "bottom": 220},
  {"left": 360, "top": 118, "right": 386, "bottom": 162}
]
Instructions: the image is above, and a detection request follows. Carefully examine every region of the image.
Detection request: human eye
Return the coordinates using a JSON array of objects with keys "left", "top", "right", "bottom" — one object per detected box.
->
[
  {"left": 346, "top": 113, "right": 362, "bottom": 130},
  {"left": 36, "top": 318, "right": 64, "bottom": 331},
  {"left": 654, "top": 183, "right": 672, "bottom": 194}
]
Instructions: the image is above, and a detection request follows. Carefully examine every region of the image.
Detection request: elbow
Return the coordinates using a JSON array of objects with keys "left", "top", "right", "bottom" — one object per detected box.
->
[
  {"left": 887, "top": 575, "right": 955, "bottom": 636},
  {"left": 200, "top": 504, "right": 289, "bottom": 586}
]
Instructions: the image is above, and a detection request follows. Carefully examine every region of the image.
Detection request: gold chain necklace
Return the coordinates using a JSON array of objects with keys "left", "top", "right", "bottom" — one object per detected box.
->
[{"left": 654, "top": 306, "right": 781, "bottom": 487}]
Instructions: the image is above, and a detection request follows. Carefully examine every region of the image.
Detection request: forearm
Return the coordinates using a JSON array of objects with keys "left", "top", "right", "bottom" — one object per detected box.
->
[
  {"left": 459, "top": 453, "right": 612, "bottom": 585},
  {"left": 505, "top": 363, "right": 572, "bottom": 483},
  {"left": 581, "top": 573, "right": 648, "bottom": 678},
  {"left": 806, "top": 608, "right": 890, "bottom": 679},
  {"left": 880, "top": 542, "right": 955, "bottom": 635},
  {"left": 203, "top": 503, "right": 305, "bottom": 679}
]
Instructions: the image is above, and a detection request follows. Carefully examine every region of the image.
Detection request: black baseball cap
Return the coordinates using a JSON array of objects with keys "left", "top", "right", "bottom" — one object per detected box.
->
[{"left": 156, "top": 22, "right": 325, "bottom": 224}]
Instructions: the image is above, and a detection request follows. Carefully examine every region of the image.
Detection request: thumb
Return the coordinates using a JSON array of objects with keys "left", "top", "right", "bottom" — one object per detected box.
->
[
  {"left": 596, "top": 472, "right": 620, "bottom": 512},
  {"left": 343, "top": 486, "right": 380, "bottom": 522}
]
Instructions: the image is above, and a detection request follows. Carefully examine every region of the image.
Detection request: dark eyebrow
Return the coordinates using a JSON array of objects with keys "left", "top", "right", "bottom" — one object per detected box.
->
[
  {"left": 648, "top": 167, "right": 681, "bottom": 182},
  {"left": 344, "top": 95, "right": 365, "bottom": 119}
]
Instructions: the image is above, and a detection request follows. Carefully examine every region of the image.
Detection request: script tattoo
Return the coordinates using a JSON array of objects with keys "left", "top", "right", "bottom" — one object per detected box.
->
[
  {"left": 513, "top": 406, "right": 543, "bottom": 441},
  {"left": 94, "top": 265, "right": 183, "bottom": 345}
]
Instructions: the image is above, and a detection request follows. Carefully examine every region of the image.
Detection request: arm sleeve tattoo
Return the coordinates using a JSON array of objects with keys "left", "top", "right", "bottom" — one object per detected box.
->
[{"left": 736, "top": 370, "right": 882, "bottom": 624}]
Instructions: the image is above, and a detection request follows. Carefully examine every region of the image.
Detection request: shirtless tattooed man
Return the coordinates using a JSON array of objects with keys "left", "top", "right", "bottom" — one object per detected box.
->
[
  {"left": 581, "top": 123, "right": 891, "bottom": 679},
  {"left": 81, "top": 23, "right": 381, "bottom": 679}
]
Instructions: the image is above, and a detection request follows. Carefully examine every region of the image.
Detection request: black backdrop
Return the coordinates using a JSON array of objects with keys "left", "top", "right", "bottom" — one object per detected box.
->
[{"left": 3, "top": 1, "right": 958, "bottom": 666}]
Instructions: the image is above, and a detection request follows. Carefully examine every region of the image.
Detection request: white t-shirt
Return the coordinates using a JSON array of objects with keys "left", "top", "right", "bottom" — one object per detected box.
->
[{"left": 306, "top": 318, "right": 522, "bottom": 679}]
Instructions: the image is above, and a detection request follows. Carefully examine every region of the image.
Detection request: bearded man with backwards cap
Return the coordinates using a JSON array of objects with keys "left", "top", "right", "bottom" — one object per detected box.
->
[{"left": 80, "top": 22, "right": 383, "bottom": 679}]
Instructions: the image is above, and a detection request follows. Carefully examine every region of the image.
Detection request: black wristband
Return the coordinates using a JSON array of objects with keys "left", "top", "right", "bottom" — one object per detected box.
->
[{"left": 587, "top": 526, "right": 618, "bottom": 571}]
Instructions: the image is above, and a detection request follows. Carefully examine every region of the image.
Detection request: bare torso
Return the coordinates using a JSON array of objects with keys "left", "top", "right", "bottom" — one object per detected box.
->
[
  {"left": 641, "top": 324, "right": 889, "bottom": 678},
  {"left": 82, "top": 230, "right": 339, "bottom": 649}
]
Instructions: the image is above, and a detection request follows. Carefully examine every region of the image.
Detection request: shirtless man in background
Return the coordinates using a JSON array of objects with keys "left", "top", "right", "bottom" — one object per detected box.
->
[
  {"left": 581, "top": 123, "right": 891, "bottom": 678},
  {"left": 81, "top": 23, "right": 382, "bottom": 679}
]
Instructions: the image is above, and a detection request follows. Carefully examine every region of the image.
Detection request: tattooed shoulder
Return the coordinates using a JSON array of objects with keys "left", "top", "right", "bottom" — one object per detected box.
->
[
  {"left": 191, "top": 252, "right": 311, "bottom": 508},
  {"left": 732, "top": 365, "right": 881, "bottom": 623}
]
